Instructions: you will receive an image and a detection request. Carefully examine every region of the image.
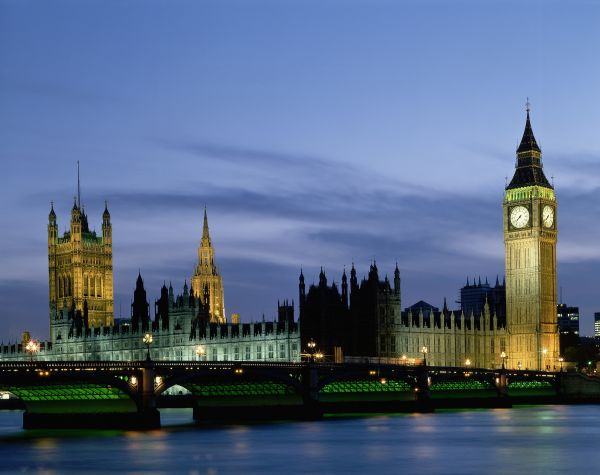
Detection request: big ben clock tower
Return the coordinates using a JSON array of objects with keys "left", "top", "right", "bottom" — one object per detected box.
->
[{"left": 504, "top": 105, "right": 559, "bottom": 371}]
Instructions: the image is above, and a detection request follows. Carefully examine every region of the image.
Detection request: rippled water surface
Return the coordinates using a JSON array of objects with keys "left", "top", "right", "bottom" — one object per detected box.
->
[{"left": 1, "top": 405, "right": 599, "bottom": 474}]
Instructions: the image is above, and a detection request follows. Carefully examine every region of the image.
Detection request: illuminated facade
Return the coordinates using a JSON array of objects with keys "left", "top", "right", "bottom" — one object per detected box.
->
[
  {"left": 504, "top": 109, "right": 559, "bottom": 370},
  {"left": 191, "top": 208, "right": 226, "bottom": 323},
  {"left": 1, "top": 203, "right": 300, "bottom": 363},
  {"left": 48, "top": 199, "right": 114, "bottom": 338}
]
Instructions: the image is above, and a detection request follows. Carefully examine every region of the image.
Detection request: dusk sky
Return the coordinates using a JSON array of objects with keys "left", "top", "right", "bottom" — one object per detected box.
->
[{"left": 1, "top": 0, "right": 600, "bottom": 340}]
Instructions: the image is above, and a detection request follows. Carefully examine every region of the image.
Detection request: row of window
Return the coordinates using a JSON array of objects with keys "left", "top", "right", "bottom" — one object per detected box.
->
[{"left": 55, "top": 343, "right": 300, "bottom": 361}]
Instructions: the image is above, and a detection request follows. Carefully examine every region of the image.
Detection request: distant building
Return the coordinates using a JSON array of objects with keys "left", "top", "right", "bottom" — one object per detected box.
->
[
  {"left": 557, "top": 304, "right": 579, "bottom": 335},
  {"left": 460, "top": 277, "right": 506, "bottom": 326},
  {"left": 594, "top": 313, "right": 600, "bottom": 339}
]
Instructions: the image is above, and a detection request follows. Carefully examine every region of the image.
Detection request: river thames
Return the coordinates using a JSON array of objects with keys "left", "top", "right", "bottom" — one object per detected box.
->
[{"left": 0, "top": 405, "right": 599, "bottom": 474}]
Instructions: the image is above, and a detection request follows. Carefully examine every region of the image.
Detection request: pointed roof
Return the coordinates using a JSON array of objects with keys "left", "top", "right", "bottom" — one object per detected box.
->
[
  {"left": 202, "top": 206, "right": 210, "bottom": 241},
  {"left": 507, "top": 107, "right": 552, "bottom": 190},
  {"left": 516, "top": 110, "right": 541, "bottom": 153}
]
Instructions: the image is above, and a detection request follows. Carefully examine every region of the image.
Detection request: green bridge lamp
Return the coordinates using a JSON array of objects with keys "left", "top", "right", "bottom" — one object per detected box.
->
[
  {"left": 465, "top": 358, "right": 472, "bottom": 368},
  {"left": 143, "top": 333, "right": 153, "bottom": 361}
]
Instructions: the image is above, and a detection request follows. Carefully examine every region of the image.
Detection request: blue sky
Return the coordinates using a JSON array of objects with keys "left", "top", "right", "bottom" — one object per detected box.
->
[{"left": 1, "top": 0, "right": 600, "bottom": 340}]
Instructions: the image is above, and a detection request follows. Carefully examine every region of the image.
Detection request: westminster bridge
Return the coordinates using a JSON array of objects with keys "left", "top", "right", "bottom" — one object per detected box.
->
[{"left": 1, "top": 360, "right": 598, "bottom": 429}]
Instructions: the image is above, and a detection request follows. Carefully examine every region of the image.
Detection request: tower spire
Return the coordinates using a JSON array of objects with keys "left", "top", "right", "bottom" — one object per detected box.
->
[
  {"left": 203, "top": 206, "right": 210, "bottom": 241},
  {"left": 517, "top": 100, "right": 540, "bottom": 153},
  {"left": 507, "top": 104, "right": 551, "bottom": 190}
]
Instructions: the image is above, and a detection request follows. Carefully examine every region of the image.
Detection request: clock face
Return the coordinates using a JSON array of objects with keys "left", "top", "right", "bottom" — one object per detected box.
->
[
  {"left": 542, "top": 205, "right": 554, "bottom": 228},
  {"left": 510, "top": 206, "right": 530, "bottom": 228}
]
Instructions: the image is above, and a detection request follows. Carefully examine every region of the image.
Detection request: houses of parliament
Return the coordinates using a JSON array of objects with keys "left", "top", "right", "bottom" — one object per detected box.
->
[{"left": 0, "top": 109, "right": 559, "bottom": 371}]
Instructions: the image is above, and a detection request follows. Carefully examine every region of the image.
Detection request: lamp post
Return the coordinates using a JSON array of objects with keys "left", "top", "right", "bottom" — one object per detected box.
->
[
  {"left": 401, "top": 354, "right": 407, "bottom": 365},
  {"left": 421, "top": 346, "right": 428, "bottom": 366},
  {"left": 25, "top": 339, "right": 40, "bottom": 362},
  {"left": 195, "top": 345, "right": 205, "bottom": 361},
  {"left": 143, "top": 333, "right": 153, "bottom": 361},
  {"left": 465, "top": 358, "right": 472, "bottom": 368},
  {"left": 307, "top": 339, "right": 317, "bottom": 362},
  {"left": 559, "top": 356, "right": 564, "bottom": 373},
  {"left": 500, "top": 351, "right": 507, "bottom": 370}
]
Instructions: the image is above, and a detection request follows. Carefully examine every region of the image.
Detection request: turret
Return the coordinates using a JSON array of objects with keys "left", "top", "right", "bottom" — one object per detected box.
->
[
  {"left": 394, "top": 263, "right": 400, "bottom": 296},
  {"left": 48, "top": 202, "right": 58, "bottom": 244},
  {"left": 131, "top": 271, "right": 150, "bottom": 332},
  {"left": 319, "top": 267, "right": 327, "bottom": 287},
  {"left": 168, "top": 281, "right": 174, "bottom": 305},
  {"left": 350, "top": 263, "right": 358, "bottom": 293},
  {"left": 341, "top": 268, "right": 348, "bottom": 309},
  {"left": 102, "top": 201, "right": 112, "bottom": 244},
  {"left": 189, "top": 283, "right": 196, "bottom": 307},
  {"left": 368, "top": 262, "right": 379, "bottom": 282},
  {"left": 299, "top": 268, "right": 306, "bottom": 307},
  {"left": 70, "top": 197, "right": 81, "bottom": 241},
  {"left": 155, "top": 282, "right": 169, "bottom": 329}
]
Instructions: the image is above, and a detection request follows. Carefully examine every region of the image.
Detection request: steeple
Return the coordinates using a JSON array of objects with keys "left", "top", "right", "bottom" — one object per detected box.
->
[
  {"left": 48, "top": 202, "right": 56, "bottom": 223},
  {"left": 507, "top": 103, "right": 552, "bottom": 190},
  {"left": 191, "top": 206, "right": 225, "bottom": 323},
  {"left": 394, "top": 262, "right": 401, "bottom": 296},
  {"left": 202, "top": 206, "right": 211, "bottom": 244},
  {"left": 516, "top": 108, "right": 541, "bottom": 154}
]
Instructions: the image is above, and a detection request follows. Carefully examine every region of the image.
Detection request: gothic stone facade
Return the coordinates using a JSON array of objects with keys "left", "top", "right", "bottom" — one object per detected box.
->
[
  {"left": 48, "top": 200, "right": 114, "bottom": 337},
  {"left": 1, "top": 206, "right": 300, "bottom": 363}
]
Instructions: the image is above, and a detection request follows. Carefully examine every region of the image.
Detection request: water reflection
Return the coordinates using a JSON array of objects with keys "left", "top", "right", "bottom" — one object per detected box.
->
[{"left": 0, "top": 406, "right": 600, "bottom": 474}]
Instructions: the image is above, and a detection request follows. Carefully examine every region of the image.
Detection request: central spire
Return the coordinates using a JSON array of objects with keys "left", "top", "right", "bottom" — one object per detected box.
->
[{"left": 202, "top": 206, "right": 211, "bottom": 243}]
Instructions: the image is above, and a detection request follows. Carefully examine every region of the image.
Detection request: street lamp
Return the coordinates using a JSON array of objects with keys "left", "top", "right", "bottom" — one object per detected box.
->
[
  {"left": 558, "top": 356, "right": 564, "bottom": 372},
  {"left": 143, "top": 333, "right": 153, "bottom": 361},
  {"left": 307, "top": 339, "right": 317, "bottom": 362},
  {"left": 500, "top": 351, "right": 507, "bottom": 370},
  {"left": 401, "top": 354, "right": 407, "bottom": 365},
  {"left": 421, "top": 346, "right": 428, "bottom": 366},
  {"left": 517, "top": 361, "right": 522, "bottom": 371},
  {"left": 465, "top": 358, "right": 472, "bottom": 368},
  {"left": 25, "top": 339, "right": 40, "bottom": 362},
  {"left": 195, "top": 345, "right": 205, "bottom": 361}
]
